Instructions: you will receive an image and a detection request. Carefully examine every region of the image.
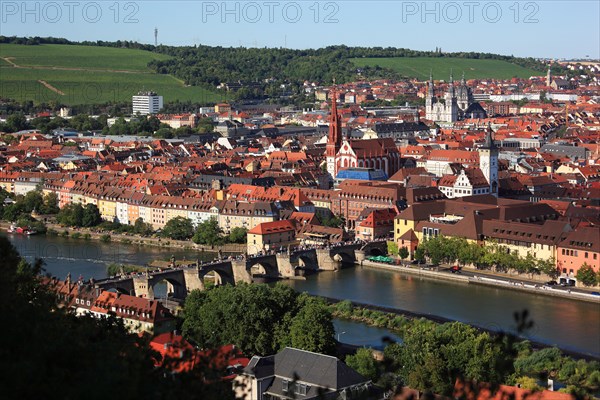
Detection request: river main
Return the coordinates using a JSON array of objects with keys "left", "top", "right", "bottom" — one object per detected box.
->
[{"left": 5, "top": 233, "right": 599, "bottom": 358}]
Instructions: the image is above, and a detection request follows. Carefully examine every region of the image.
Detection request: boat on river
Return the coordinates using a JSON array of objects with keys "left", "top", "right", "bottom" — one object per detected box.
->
[{"left": 7, "top": 224, "right": 36, "bottom": 235}]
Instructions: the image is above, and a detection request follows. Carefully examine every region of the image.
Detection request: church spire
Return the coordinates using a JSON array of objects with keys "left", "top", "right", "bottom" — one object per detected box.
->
[
  {"left": 483, "top": 122, "right": 496, "bottom": 149},
  {"left": 461, "top": 71, "right": 466, "bottom": 84},
  {"left": 428, "top": 70, "right": 434, "bottom": 97},
  {"left": 447, "top": 69, "right": 455, "bottom": 98},
  {"left": 327, "top": 86, "right": 342, "bottom": 149}
]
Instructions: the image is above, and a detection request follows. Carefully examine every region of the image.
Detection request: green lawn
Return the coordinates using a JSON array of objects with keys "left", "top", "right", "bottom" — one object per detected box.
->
[
  {"left": 0, "top": 44, "right": 170, "bottom": 71},
  {"left": 350, "top": 57, "right": 541, "bottom": 80},
  {"left": 0, "top": 44, "right": 224, "bottom": 105}
]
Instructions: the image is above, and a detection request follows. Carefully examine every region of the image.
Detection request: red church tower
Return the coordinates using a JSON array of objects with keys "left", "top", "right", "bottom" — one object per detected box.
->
[{"left": 326, "top": 88, "right": 342, "bottom": 178}]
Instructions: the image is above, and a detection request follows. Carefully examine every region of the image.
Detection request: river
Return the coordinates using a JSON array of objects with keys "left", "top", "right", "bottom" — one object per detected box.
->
[{"left": 4, "top": 233, "right": 599, "bottom": 357}]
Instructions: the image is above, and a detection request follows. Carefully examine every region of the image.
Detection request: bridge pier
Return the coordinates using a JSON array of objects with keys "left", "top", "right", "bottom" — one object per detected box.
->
[
  {"left": 183, "top": 267, "right": 204, "bottom": 293},
  {"left": 133, "top": 276, "right": 154, "bottom": 299},
  {"left": 276, "top": 254, "right": 295, "bottom": 278},
  {"left": 355, "top": 250, "right": 366, "bottom": 265},
  {"left": 316, "top": 248, "right": 341, "bottom": 271},
  {"left": 231, "top": 260, "right": 253, "bottom": 284}
]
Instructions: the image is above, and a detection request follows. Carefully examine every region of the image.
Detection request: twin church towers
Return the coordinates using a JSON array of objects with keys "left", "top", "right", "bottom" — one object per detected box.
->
[{"left": 425, "top": 72, "right": 487, "bottom": 122}]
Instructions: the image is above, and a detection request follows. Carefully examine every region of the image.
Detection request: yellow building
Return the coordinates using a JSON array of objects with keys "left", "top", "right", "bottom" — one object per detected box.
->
[{"left": 247, "top": 220, "right": 297, "bottom": 255}]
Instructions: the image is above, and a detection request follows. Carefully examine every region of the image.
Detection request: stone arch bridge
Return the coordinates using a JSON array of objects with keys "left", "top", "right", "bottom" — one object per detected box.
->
[{"left": 94, "top": 240, "right": 387, "bottom": 300}]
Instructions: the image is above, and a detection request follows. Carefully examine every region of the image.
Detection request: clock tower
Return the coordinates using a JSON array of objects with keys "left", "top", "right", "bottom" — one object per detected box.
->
[{"left": 479, "top": 123, "right": 499, "bottom": 196}]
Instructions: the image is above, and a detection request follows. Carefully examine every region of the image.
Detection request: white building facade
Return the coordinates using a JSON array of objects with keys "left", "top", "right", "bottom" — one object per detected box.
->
[{"left": 132, "top": 92, "right": 163, "bottom": 115}]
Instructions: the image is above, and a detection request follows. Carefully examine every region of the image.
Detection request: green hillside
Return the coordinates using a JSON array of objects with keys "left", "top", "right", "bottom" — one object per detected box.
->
[
  {"left": 0, "top": 44, "right": 172, "bottom": 71},
  {"left": 0, "top": 44, "right": 224, "bottom": 105},
  {"left": 350, "top": 57, "right": 541, "bottom": 80}
]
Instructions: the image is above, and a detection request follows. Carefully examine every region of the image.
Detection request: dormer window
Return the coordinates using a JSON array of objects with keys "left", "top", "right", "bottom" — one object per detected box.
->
[{"left": 296, "top": 383, "right": 307, "bottom": 396}]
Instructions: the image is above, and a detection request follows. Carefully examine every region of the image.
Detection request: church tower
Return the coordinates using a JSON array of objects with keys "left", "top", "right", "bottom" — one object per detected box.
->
[
  {"left": 457, "top": 71, "right": 471, "bottom": 111},
  {"left": 546, "top": 66, "right": 551, "bottom": 87},
  {"left": 425, "top": 72, "right": 436, "bottom": 121},
  {"left": 326, "top": 87, "right": 342, "bottom": 179},
  {"left": 479, "top": 123, "right": 499, "bottom": 196},
  {"left": 443, "top": 72, "right": 458, "bottom": 122}
]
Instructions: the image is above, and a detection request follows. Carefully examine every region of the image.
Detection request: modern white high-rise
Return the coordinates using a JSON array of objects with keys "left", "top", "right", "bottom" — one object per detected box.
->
[{"left": 132, "top": 91, "right": 163, "bottom": 115}]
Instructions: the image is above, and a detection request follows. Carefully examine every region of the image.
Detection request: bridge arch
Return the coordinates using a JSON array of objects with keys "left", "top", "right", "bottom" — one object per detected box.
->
[
  {"left": 330, "top": 249, "right": 355, "bottom": 265},
  {"left": 106, "top": 286, "right": 132, "bottom": 295},
  {"left": 199, "top": 266, "right": 235, "bottom": 288},
  {"left": 365, "top": 247, "right": 385, "bottom": 256},
  {"left": 296, "top": 253, "right": 318, "bottom": 270},
  {"left": 151, "top": 276, "right": 186, "bottom": 299},
  {"left": 246, "top": 260, "right": 279, "bottom": 278}
]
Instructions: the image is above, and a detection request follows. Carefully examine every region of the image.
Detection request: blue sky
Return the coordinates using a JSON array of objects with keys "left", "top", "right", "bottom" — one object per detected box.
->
[{"left": 1, "top": 1, "right": 598, "bottom": 59}]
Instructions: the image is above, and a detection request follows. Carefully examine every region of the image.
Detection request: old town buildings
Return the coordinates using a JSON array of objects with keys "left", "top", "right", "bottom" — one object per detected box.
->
[{"left": 2, "top": 70, "right": 600, "bottom": 283}]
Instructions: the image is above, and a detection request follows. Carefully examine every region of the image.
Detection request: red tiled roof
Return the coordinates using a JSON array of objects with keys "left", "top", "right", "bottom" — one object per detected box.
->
[{"left": 248, "top": 220, "right": 296, "bottom": 235}]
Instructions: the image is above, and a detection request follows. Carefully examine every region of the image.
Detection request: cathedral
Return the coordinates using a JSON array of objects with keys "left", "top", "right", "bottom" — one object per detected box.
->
[
  {"left": 326, "top": 89, "right": 401, "bottom": 180},
  {"left": 425, "top": 72, "right": 487, "bottom": 122}
]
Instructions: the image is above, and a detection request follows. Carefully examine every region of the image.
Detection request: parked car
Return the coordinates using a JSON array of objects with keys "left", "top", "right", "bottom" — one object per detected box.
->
[
  {"left": 545, "top": 280, "right": 558, "bottom": 286},
  {"left": 450, "top": 265, "right": 461, "bottom": 274},
  {"left": 591, "top": 292, "right": 600, "bottom": 296}
]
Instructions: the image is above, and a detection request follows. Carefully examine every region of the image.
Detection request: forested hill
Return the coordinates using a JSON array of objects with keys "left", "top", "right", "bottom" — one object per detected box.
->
[{"left": 0, "top": 36, "right": 562, "bottom": 99}]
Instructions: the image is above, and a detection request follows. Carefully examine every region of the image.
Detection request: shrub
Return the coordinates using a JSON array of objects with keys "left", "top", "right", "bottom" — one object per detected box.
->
[
  {"left": 335, "top": 300, "right": 353, "bottom": 316},
  {"left": 71, "top": 232, "right": 82, "bottom": 239},
  {"left": 100, "top": 234, "right": 111, "bottom": 243}
]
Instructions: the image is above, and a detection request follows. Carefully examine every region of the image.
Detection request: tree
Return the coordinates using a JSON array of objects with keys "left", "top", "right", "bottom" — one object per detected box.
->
[
  {"left": 414, "top": 246, "right": 426, "bottom": 263},
  {"left": 82, "top": 204, "right": 101, "bottom": 227},
  {"left": 320, "top": 214, "right": 345, "bottom": 228},
  {"left": 288, "top": 295, "right": 336, "bottom": 356},
  {"left": 345, "top": 348, "right": 379, "bottom": 381},
  {"left": 5, "top": 112, "right": 29, "bottom": 132},
  {"left": 576, "top": 263, "right": 597, "bottom": 286},
  {"left": 133, "top": 218, "right": 153, "bottom": 236},
  {"left": 398, "top": 246, "right": 409, "bottom": 260},
  {"left": 57, "top": 203, "right": 84, "bottom": 227},
  {"left": 161, "top": 217, "right": 194, "bottom": 241},
  {"left": 197, "top": 117, "right": 215, "bottom": 133},
  {"left": 384, "top": 320, "right": 512, "bottom": 396},
  {"left": 387, "top": 241, "right": 399, "bottom": 256},
  {"left": 457, "top": 240, "right": 485, "bottom": 267},
  {"left": 228, "top": 227, "right": 247, "bottom": 244},
  {"left": 22, "top": 191, "right": 44, "bottom": 213},
  {"left": 182, "top": 283, "right": 302, "bottom": 356},
  {"left": 192, "top": 218, "right": 224, "bottom": 246},
  {"left": 39, "top": 192, "right": 59, "bottom": 215},
  {"left": 0, "top": 236, "right": 235, "bottom": 399},
  {"left": 537, "top": 257, "right": 558, "bottom": 279}
]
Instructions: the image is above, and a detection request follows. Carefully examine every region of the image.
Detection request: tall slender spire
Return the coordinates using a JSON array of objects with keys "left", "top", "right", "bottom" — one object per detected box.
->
[
  {"left": 483, "top": 122, "right": 496, "bottom": 149},
  {"left": 428, "top": 70, "right": 434, "bottom": 97},
  {"left": 327, "top": 87, "right": 342, "bottom": 148},
  {"left": 447, "top": 69, "right": 455, "bottom": 98}
]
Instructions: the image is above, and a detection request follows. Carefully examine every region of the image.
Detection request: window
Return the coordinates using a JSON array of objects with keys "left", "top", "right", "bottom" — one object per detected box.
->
[
  {"left": 295, "top": 383, "right": 307, "bottom": 396},
  {"left": 282, "top": 380, "right": 288, "bottom": 392},
  {"left": 585, "top": 252, "right": 588, "bottom": 258}
]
